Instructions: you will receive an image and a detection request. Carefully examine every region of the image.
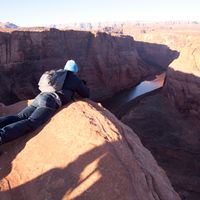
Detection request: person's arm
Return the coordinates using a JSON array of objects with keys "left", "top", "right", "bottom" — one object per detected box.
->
[{"left": 76, "top": 80, "right": 90, "bottom": 98}]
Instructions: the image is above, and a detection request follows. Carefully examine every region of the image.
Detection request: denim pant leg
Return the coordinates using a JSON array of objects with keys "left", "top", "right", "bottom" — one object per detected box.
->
[
  {"left": 17, "top": 105, "right": 36, "bottom": 119},
  {"left": 0, "top": 116, "right": 21, "bottom": 128},
  {"left": 1, "top": 93, "right": 58, "bottom": 144},
  {"left": 0, "top": 105, "right": 35, "bottom": 129},
  {"left": 1, "top": 107, "right": 57, "bottom": 144}
]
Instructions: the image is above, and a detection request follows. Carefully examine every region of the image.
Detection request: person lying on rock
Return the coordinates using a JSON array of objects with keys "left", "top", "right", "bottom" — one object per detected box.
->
[{"left": 0, "top": 60, "right": 90, "bottom": 145}]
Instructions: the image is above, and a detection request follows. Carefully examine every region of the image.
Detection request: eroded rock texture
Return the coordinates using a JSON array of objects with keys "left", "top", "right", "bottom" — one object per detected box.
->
[
  {"left": 0, "top": 29, "right": 176, "bottom": 104},
  {"left": 0, "top": 100, "right": 180, "bottom": 200}
]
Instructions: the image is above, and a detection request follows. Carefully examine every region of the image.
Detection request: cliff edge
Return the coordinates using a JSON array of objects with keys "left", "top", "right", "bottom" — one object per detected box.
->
[{"left": 0, "top": 100, "right": 180, "bottom": 200}]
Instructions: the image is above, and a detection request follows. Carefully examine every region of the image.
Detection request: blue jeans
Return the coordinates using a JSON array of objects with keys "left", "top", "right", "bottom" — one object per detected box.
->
[{"left": 0, "top": 93, "right": 59, "bottom": 144}]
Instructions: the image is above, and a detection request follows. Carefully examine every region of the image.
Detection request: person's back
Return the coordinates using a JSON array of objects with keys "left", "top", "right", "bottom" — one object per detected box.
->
[{"left": 58, "top": 71, "right": 90, "bottom": 105}]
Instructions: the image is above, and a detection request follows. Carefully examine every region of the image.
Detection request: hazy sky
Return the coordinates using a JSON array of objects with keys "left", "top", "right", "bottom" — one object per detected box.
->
[{"left": 1, "top": 0, "right": 199, "bottom": 26}]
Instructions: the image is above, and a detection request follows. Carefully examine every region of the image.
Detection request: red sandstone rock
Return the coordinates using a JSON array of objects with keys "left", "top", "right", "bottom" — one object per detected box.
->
[
  {"left": 0, "top": 100, "right": 180, "bottom": 200},
  {"left": 0, "top": 30, "right": 171, "bottom": 105},
  {"left": 129, "top": 28, "right": 200, "bottom": 76},
  {"left": 0, "top": 100, "right": 32, "bottom": 116},
  {"left": 119, "top": 92, "right": 200, "bottom": 200},
  {"left": 162, "top": 68, "right": 200, "bottom": 120},
  {"left": 103, "top": 62, "right": 200, "bottom": 200}
]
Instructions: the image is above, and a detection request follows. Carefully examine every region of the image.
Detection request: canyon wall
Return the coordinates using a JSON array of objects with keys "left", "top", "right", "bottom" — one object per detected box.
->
[
  {"left": 136, "top": 29, "right": 200, "bottom": 119},
  {"left": 163, "top": 69, "right": 200, "bottom": 120},
  {"left": 125, "top": 26, "right": 200, "bottom": 121},
  {"left": 107, "top": 69, "right": 200, "bottom": 200},
  {"left": 123, "top": 24, "right": 200, "bottom": 74},
  {"left": 0, "top": 29, "right": 177, "bottom": 105},
  {"left": 103, "top": 27, "right": 200, "bottom": 200}
]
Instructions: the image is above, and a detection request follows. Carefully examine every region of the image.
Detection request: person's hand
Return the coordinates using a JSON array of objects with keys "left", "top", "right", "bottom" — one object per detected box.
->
[{"left": 82, "top": 79, "right": 87, "bottom": 85}]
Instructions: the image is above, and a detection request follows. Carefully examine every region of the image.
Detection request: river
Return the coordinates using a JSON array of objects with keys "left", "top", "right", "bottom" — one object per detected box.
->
[{"left": 102, "top": 72, "right": 166, "bottom": 110}]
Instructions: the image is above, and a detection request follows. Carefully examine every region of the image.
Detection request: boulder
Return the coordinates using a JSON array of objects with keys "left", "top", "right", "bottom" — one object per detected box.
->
[{"left": 0, "top": 100, "right": 180, "bottom": 200}]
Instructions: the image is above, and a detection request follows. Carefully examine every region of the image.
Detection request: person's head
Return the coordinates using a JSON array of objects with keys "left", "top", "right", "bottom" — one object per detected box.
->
[{"left": 64, "top": 60, "right": 79, "bottom": 73}]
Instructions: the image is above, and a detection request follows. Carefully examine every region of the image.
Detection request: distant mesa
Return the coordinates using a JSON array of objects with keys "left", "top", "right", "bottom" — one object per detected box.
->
[
  {"left": 0, "top": 21, "right": 18, "bottom": 29},
  {"left": 1, "top": 20, "right": 199, "bottom": 33}
]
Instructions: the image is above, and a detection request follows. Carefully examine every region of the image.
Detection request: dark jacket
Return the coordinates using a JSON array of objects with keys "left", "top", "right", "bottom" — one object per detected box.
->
[{"left": 57, "top": 71, "right": 90, "bottom": 105}]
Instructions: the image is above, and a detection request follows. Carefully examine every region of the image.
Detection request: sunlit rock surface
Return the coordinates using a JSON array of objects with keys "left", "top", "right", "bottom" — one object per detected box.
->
[{"left": 0, "top": 100, "right": 180, "bottom": 200}]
